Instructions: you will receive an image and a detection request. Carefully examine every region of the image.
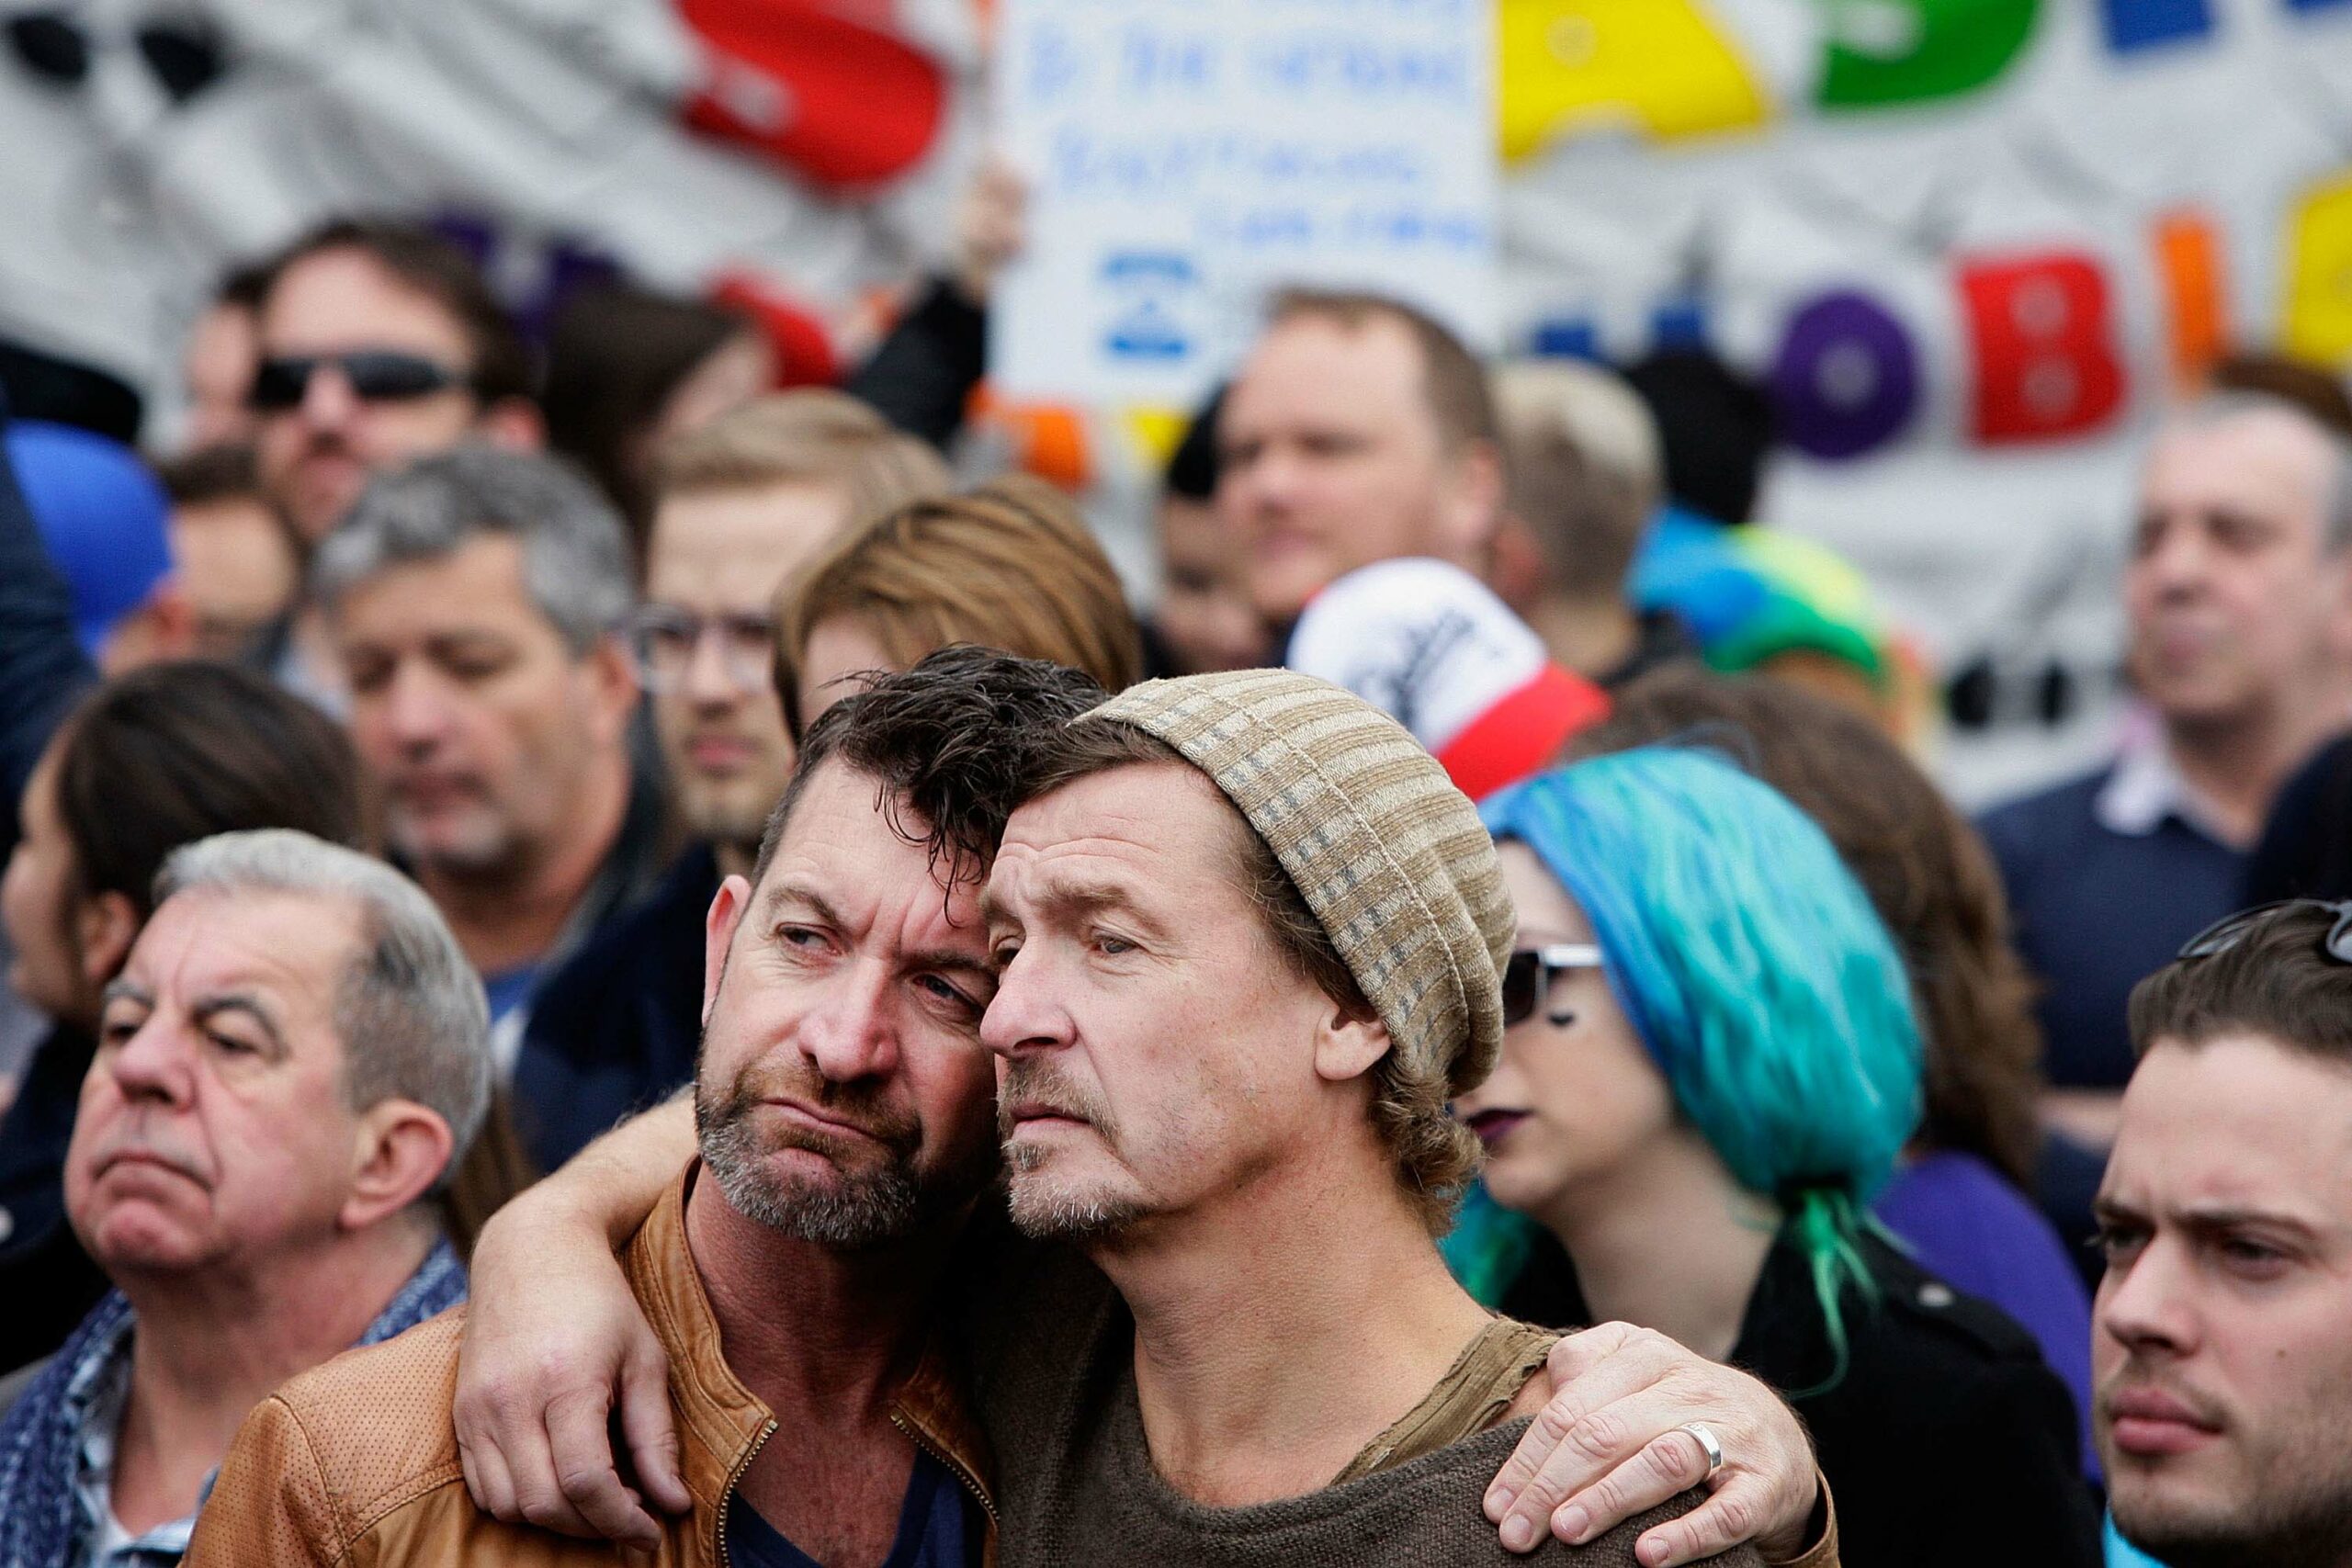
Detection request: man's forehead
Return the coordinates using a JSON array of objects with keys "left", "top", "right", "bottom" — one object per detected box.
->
[
  {"left": 758, "top": 862, "right": 982, "bottom": 949},
  {"left": 263, "top": 249, "right": 467, "bottom": 348},
  {"left": 762, "top": 763, "right": 983, "bottom": 934},
  {"left": 2106, "top": 1038, "right": 2352, "bottom": 1218},
  {"left": 128, "top": 889, "right": 356, "bottom": 1001},
  {"left": 2146, "top": 410, "right": 2333, "bottom": 511},
  {"left": 651, "top": 485, "right": 842, "bottom": 582},
  {"left": 337, "top": 536, "right": 537, "bottom": 630},
  {"left": 990, "top": 762, "right": 1228, "bottom": 894},
  {"left": 1231, "top": 317, "right": 1424, "bottom": 421}
]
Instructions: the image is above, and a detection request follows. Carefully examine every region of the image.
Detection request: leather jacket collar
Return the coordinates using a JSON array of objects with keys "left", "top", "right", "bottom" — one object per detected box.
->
[{"left": 622, "top": 1164, "right": 999, "bottom": 1562}]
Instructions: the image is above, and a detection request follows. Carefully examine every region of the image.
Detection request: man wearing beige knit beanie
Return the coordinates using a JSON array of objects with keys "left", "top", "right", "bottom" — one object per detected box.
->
[{"left": 973, "top": 668, "right": 1832, "bottom": 1568}]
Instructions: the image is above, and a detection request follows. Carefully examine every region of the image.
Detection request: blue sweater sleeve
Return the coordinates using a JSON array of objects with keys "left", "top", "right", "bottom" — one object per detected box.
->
[{"left": 0, "top": 391, "right": 97, "bottom": 859}]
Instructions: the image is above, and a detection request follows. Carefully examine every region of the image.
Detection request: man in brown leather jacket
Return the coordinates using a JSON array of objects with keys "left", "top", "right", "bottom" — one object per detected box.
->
[{"left": 189, "top": 651, "right": 1835, "bottom": 1567}]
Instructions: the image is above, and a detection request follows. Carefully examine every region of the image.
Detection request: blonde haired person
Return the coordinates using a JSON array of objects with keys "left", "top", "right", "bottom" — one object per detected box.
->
[
  {"left": 1493, "top": 361, "right": 1694, "bottom": 687},
  {"left": 650, "top": 389, "right": 949, "bottom": 553},
  {"left": 776, "top": 474, "right": 1145, "bottom": 736}
]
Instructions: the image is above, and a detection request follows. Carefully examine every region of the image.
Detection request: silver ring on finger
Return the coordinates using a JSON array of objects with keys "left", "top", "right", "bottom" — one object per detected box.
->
[{"left": 1678, "top": 1421, "right": 1726, "bottom": 1478}]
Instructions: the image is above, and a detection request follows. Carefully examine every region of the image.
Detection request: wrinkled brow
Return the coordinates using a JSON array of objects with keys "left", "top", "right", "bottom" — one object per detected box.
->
[
  {"left": 101, "top": 977, "right": 152, "bottom": 1011},
  {"left": 757, "top": 878, "right": 848, "bottom": 931},
  {"left": 988, "top": 873, "right": 1170, "bottom": 941}
]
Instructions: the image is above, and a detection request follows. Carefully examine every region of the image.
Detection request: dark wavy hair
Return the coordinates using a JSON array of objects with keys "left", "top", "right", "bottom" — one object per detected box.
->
[
  {"left": 752, "top": 645, "right": 1108, "bottom": 893},
  {"left": 52, "top": 661, "right": 364, "bottom": 923},
  {"left": 1567, "top": 666, "right": 2043, "bottom": 1188},
  {"left": 2130, "top": 900, "right": 2352, "bottom": 1068}
]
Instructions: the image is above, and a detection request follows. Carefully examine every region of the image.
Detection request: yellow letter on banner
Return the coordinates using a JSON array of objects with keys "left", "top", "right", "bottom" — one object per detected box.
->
[
  {"left": 1498, "top": 0, "right": 1772, "bottom": 163},
  {"left": 2282, "top": 172, "right": 2352, "bottom": 366}
]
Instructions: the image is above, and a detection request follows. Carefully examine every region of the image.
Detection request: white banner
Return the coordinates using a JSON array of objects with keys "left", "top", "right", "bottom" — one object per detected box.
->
[{"left": 989, "top": 0, "right": 1498, "bottom": 406}]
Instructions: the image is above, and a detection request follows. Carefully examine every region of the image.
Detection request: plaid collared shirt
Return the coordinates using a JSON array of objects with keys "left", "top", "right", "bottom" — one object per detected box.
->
[
  {"left": 63, "top": 1303, "right": 190, "bottom": 1568},
  {"left": 0, "top": 1238, "right": 466, "bottom": 1568}
]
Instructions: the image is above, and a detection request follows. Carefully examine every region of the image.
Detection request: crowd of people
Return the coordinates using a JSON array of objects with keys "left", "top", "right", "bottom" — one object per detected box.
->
[{"left": 0, "top": 181, "right": 2346, "bottom": 1568}]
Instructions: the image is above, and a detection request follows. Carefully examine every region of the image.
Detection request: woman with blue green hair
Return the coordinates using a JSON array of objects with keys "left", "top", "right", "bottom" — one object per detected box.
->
[{"left": 1448, "top": 747, "right": 2097, "bottom": 1568}]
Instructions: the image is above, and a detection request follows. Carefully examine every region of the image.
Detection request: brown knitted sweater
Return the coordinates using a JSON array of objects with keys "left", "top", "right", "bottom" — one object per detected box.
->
[{"left": 970, "top": 1240, "right": 1760, "bottom": 1568}]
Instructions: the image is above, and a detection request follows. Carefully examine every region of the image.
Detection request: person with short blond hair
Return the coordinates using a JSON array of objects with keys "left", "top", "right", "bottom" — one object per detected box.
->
[
  {"left": 514, "top": 392, "right": 952, "bottom": 1170},
  {"left": 1494, "top": 361, "right": 1695, "bottom": 687},
  {"left": 775, "top": 474, "right": 1144, "bottom": 736},
  {"left": 633, "top": 390, "right": 951, "bottom": 874}
]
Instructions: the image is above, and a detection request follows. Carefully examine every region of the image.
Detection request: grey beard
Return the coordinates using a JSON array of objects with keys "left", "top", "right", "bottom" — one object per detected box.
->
[
  {"left": 1002, "top": 1138, "right": 1146, "bottom": 1243},
  {"left": 697, "top": 1091, "right": 922, "bottom": 1249}
]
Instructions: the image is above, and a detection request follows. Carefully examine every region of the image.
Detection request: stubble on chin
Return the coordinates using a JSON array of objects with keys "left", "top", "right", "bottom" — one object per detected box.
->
[
  {"left": 1001, "top": 1145, "right": 1146, "bottom": 1244},
  {"left": 2110, "top": 1458, "right": 2352, "bottom": 1568}
]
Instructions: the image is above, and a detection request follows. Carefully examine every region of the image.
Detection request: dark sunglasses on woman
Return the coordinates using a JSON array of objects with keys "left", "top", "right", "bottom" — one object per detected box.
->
[{"left": 1499, "top": 942, "right": 1604, "bottom": 1027}]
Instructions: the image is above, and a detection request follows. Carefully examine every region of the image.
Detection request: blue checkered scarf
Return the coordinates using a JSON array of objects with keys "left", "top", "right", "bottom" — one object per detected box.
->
[{"left": 0, "top": 1238, "right": 466, "bottom": 1568}]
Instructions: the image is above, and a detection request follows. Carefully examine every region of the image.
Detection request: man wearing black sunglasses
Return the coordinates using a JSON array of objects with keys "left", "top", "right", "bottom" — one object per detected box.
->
[{"left": 250, "top": 219, "right": 540, "bottom": 547}]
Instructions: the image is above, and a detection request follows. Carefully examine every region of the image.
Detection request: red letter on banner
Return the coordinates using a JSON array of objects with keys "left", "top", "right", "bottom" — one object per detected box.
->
[{"left": 1959, "top": 253, "right": 2127, "bottom": 444}]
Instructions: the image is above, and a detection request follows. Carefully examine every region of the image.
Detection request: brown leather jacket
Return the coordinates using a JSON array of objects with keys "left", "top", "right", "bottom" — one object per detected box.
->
[{"left": 185, "top": 1168, "right": 998, "bottom": 1565}]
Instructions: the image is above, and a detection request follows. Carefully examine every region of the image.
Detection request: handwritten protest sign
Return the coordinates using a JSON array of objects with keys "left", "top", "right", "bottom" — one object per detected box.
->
[{"left": 989, "top": 0, "right": 1498, "bottom": 407}]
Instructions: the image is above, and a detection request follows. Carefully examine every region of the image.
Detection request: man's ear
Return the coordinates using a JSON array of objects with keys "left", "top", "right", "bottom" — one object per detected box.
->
[
  {"left": 341, "top": 1099, "right": 457, "bottom": 1231},
  {"left": 2326, "top": 552, "right": 2352, "bottom": 664},
  {"left": 96, "top": 581, "right": 198, "bottom": 676},
  {"left": 1439, "top": 438, "right": 1506, "bottom": 566},
  {"left": 704, "top": 874, "right": 752, "bottom": 1027},
  {"left": 475, "top": 397, "right": 545, "bottom": 452},
  {"left": 1312, "top": 1004, "right": 1392, "bottom": 1086},
  {"left": 74, "top": 891, "right": 141, "bottom": 994},
  {"left": 1485, "top": 512, "right": 1548, "bottom": 615},
  {"left": 582, "top": 633, "right": 642, "bottom": 746}
]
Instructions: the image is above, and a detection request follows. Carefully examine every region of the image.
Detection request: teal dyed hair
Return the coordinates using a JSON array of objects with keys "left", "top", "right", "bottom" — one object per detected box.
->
[{"left": 1462, "top": 747, "right": 1924, "bottom": 1382}]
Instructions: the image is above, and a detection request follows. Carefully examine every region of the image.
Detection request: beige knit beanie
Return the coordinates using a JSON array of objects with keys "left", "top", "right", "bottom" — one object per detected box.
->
[{"left": 1080, "top": 669, "right": 1514, "bottom": 1095}]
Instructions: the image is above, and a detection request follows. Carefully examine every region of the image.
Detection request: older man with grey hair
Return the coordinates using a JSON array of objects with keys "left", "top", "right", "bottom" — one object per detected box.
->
[
  {"left": 0, "top": 829, "right": 488, "bottom": 1566},
  {"left": 313, "top": 446, "right": 662, "bottom": 1058}
]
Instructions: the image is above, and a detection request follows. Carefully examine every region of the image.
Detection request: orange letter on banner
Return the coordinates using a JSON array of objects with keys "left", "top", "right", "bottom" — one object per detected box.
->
[
  {"left": 1959, "top": 253, "right": 2127, "bottom": 444},
  {"left": 2281, "top": 172, "right": 2352, "bottom": 365},
  {"left": 2153, "top": 209, "right": 2229, "bottom": 392}
]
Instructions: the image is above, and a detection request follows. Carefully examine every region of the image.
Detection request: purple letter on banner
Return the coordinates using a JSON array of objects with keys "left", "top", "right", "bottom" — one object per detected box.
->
[{"left": 1770, "top": 289, "right": 1919, "bottom": 460}]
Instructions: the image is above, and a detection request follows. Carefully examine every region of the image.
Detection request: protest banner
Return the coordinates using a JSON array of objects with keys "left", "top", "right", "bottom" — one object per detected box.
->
[{"left": 989, "top": 0, "right": 1499, "bottom": 406}]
